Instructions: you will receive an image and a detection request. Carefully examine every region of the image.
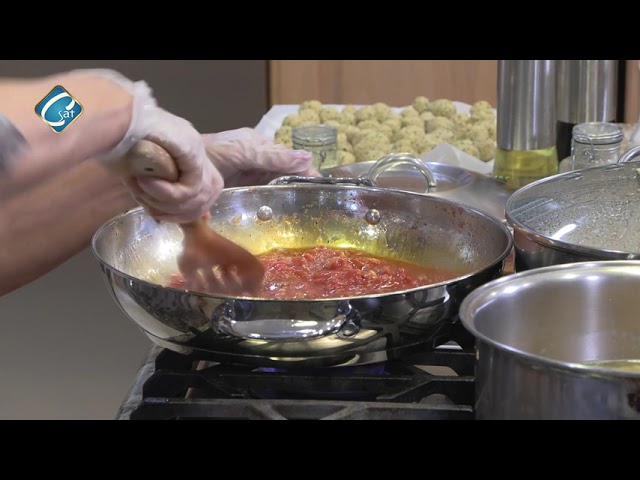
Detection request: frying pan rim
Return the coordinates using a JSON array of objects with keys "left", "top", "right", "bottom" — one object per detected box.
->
[{"left": 91, "top": 184, "right": 514, "bottom": 303}]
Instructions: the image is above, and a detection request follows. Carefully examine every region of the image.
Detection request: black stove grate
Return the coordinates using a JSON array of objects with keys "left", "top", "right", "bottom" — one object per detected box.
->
[{"left": 117, "top": 324, "right": 476, "bottom": 420}]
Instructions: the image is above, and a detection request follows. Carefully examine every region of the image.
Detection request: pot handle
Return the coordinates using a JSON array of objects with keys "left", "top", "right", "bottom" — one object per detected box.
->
[
  {"left": 366, "top": 153, "right": 438, "bottom": 192},
  {"left": 214, "top": 301, "right": 361, "bottom": 342},
  {"left": 268, "top": 176, "right": 377, "bottom": 187},
  {"left": 617, "top": 144, "right": 640, "bottom": 164}
]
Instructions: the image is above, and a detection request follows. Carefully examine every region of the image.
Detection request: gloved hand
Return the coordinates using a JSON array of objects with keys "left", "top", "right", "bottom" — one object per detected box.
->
[
  {"left": 202, "top": 128, "right": 319, "bottom": 187},
  {"left": 78, "top": 69, "right": 223, "bottom": 224}
]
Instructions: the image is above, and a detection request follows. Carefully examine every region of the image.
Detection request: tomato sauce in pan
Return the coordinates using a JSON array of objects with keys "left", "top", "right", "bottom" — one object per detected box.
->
[{"left": 166, "top": 245, "right": 460, "bottom": 300}]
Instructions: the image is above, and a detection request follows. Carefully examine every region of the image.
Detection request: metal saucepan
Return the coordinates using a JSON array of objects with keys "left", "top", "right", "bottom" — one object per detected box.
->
[
  {"left": 460, "top": 261, "right": 640, "bottom": 420},
  {"left": 325, "top": 153, "right": 512, "bottom": 223},
  {"left": 92, "top": 177, "right": 512, "bottom": 368},
  {"left": 506, "top": 145, "right": 640, "bottom": 271}
]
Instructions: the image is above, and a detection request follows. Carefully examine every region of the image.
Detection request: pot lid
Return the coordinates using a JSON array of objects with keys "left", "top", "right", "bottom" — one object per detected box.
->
[
  {"left": 324, "top": 154, "right": 511, "bottom": 222},
  {"left": 506, "top": 156, "right": 640, "bottom": 257}
]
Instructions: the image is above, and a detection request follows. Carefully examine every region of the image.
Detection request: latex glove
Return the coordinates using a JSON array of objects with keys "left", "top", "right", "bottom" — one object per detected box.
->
[
  {"left": 78, "top": 69, "right": 223, "bottom": 224},
  {"left": 202, "top": 128, "right": 319, "bottom": 187}
]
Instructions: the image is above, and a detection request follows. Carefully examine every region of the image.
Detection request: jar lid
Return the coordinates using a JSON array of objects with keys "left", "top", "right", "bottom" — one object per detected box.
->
[
  {"left": 292, "top": 124, "right": 337, "bottom": 143},
  {"left": 572, "top": 122, "right": 623, "bottom": 145}
]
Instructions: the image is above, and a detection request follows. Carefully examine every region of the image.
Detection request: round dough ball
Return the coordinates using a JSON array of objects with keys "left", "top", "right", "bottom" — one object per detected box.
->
[
  {"left": 400, "top": 107, "right": 420, "bottom": 118},
  {"left": 353, "top": 131, "right": 391, "bottom": 161},
  {"left": 373, "top": 102, "right": 392, "bottom": 122},
  {"left": 376, "top": 124, "right": 394, "bottom": 140},
  {"left": 469, "top": 100, "right": 493, "bottom": 116},
  {"left": 299, "top": 100, "right": 323, "bottom": 113},
  {"left": 357, "top": 119, "right": 382, "bottom": 131},
  {"left": 275, "top": 125, "right": 293, "bottom": 142},
  {"left": 466, "top": 124, "right": 490, "bottom": 143},
  {"left": 470, "top": 109, "right": 495, "bottom": 124},
  {"left": 420, "top": 111, "right": 436, "bottom": 128},
  {"left": 476, "top": 138, "right": 496, "bottom": 162},
  {"left": 412, "top": 96, "right": 430, "bottom": 114},
  {"left": 392, "top": 138, "right": 416, "bottom": 154},
  {"left": 344, "top": 125, "right": 361, "bottom": 143},
  {"left": 319, "top": 107, "right": 340, "bottom": 123},
  {"left": 355, "top": 146, "right": 391, "bottom": 163},
  {"left": 276, "top": 138, "right": 293, "bottom": 149},
  {"left": 353, "top": 129, "right": 385, "bottom": 146},
  {"left": 283, "top": 114, "right": 303, "bottom": 128},
  {"left": 481, "top": 121, "right": 497, "bottom": 139},
  {"left": 382, "top": 116, "right": 402, "bottom": 134},
  {"left": 299, "top": 120, "right": 319, "bottom": 127},
  {"left": 450, "top": 112, "right": 469, "bottom": 129},
  {"left": 322, "top": 120, "right": 347, "bottom": 134},
  {"left": 453, "top": 138, "right": 474, "bottom": 149},
  {"left": 453, "top": 139, "right": 480, "bottom": 158},
  {"left": 355, "top": 105, "right": 377, "bottom": 123},
  {"left": 393, "top": 125, "right": 425, "bottom": 143},
  {"left": 428, "top": 99, "right": 457, "bottom": 118},
  {"left": 338, "top": 110, "right": 357, "bottom": 125},
  {"left": 427, "top": 128, "right": 455, "bottom": 143},
  {"left": 342, "top": 104, "right": 358, "bottom": 115},
  {"left": 426, "top": 117, "right": 454, "bottom": 133},
  {"left": 338, "top": 150, "right": 356, "bottom": 165},
  {"left": 416, "top": 136, "right": 441, "bottom": 155},
  {"left": 298, "top": 109, "right": 321, "bottom": 123},
  {"left": 401, "top": 116, "right": 424, "bottom": 129},
  {"left": 337, "top": 133, "right": 353, "bottom": 153},
  {"left": 460, "top": 143, "right": 481, "bottom": 158}
]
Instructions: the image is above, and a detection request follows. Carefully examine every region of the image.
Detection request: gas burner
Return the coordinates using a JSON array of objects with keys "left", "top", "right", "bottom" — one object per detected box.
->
[{"left": 117, "top": 323, "right": 476, "bottom": 420}]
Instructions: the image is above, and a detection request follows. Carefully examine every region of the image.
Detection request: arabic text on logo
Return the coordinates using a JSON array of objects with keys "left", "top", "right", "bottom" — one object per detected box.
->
[{"left": 35, "top": 85, "right": 83, "bottom": 133}]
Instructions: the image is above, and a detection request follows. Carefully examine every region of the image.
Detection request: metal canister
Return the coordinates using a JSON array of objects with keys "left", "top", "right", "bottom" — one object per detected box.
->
[
  {"left": 493, "top": 60, "right": 558, "bottom": 190},
  {"left": 556, "top": 60, "right": 618, "bottom": 161}
]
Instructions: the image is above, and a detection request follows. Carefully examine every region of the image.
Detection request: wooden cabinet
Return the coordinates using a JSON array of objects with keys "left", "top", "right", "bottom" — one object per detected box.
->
[
  {"left": 268, "top": 60, "right": 639, "bottom": 123},
  {"left": 626, "top": 60, "right": 639, "bottom": 123},
  {"left": 269, "top": 60, "right": 498, "bottom": 107}
]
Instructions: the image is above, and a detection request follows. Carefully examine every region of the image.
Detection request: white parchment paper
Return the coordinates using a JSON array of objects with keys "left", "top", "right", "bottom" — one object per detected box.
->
[{"left": 254, "top": 103, "right": 495, "bottom": 176}]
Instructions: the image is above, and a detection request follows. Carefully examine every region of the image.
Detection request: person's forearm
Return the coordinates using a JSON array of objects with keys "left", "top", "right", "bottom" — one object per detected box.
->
[
  {"left": 0, "top": 161, "right": 136, "bottom": 296},
  {"left": 0, "top": 71, "right": 132, "bottom": 198}
]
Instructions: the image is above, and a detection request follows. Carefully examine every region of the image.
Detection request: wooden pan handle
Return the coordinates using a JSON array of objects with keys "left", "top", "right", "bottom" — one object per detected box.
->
[{"left": 123, "top": 139, "right": 179, "bottom": 182}]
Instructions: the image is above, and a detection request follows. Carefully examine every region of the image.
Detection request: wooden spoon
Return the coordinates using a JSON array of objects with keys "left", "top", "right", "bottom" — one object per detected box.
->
[{"left": 123, "top": 139, "right": 265, "bottom": 295}]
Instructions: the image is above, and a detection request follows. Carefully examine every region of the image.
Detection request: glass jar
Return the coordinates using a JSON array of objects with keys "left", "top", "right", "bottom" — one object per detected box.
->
[
  {"left": 292, "top": 124, "right": 338, "bottom": 171},
  {"left": 559, "top": 122, "right": 624, "bottom": 173}
]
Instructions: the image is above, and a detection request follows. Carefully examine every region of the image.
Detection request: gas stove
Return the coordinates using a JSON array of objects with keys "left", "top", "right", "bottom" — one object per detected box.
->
[{"left": 117, "top": 322, "right": 476, "bottom": 420}]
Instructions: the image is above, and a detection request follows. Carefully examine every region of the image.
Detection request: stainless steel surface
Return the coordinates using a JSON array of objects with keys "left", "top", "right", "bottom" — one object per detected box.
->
[
  {"left": 506, "top": 155, "right": 640, "bottom": 271},
  {"left": 92, "top": 184, "right": 512, "bottom": 368},
  {"left": 557, "top": 60, "right": 618, "bottom": 124},
  {"left": 325, "top": 155, "right": 512, "bottom": 223},
  {"left": 459, "top": 261, "right": 640, "bottom": 420},
  {"left": 367, "top": 153, "right": 437, "bottom": 191},
  {"left": 618, "top": 144, "right": 640, "bottom": 164},
  {"left": 497, "top": 60, "right": 556, "bottom": 150}
]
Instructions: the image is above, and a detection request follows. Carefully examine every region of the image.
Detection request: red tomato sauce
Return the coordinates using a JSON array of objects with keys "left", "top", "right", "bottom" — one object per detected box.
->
[{"left": 167, "top": 245, "right": 459, "bottom": 299}]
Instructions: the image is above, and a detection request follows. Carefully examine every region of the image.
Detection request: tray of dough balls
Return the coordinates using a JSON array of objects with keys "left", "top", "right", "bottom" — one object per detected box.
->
[{"left": 254, "top": 97, "right": 497, "bottom": 176}]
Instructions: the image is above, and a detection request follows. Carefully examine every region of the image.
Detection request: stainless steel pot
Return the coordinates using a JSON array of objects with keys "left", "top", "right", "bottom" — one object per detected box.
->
[
  {"left": 459, "top": 261, "right": 640, "bottom": 420},
  {"left": 325, "top": 154, "right": 511, "bottom": 223},
  {"left": 506, "top": 145, "right": 640, "bottom": 271},
  {"left": 92, "top": 177, "right": 512, "bottom": 368}
]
